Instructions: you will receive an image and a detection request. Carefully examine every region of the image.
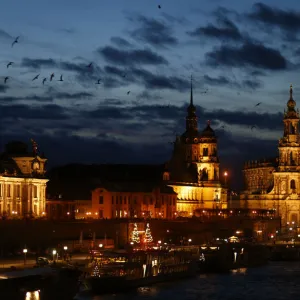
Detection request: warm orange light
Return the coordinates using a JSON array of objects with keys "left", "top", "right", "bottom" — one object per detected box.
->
[{"left": 224, "top": 171, "right": 228, "bottom": 176}]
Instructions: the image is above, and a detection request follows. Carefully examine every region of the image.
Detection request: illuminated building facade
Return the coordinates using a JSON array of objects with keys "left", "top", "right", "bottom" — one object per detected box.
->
[
  {"left": 240, "top": 85, "right": 300, "bottom": 224},
  {"left": 91, "top": 183, "right": 177, "bottom": 219},
  {"left": 0, "top": 140, "right": 48, "bottom": 217},
  {"left": 166, "top": 79, "right": 228, "bottom": 216}
]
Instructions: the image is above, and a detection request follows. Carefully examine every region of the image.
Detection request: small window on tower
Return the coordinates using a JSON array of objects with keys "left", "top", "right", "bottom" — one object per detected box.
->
[
  {"left": 290, "top": 180, "right": 296, "bottom": 190},
  {"left": 203, "top": 148, "right": 208, "bottom": 156}
]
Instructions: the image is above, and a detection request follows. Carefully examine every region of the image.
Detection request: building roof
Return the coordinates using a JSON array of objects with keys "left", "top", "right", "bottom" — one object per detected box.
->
[{"left": 95, "top": 181, "right": 176, "bottom": 194}]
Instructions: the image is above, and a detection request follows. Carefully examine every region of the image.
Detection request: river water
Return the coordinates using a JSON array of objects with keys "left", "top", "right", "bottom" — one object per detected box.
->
[{"left": 26, "top": 262, "right": 300, "bottom": 300}]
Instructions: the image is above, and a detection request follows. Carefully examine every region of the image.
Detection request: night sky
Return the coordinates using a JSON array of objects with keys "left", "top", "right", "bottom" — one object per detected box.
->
[{"left": 0, "top": 0, "right": 299, "bottom": 189}]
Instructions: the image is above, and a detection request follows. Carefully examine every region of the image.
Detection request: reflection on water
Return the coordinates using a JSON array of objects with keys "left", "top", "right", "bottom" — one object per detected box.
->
[
  {"left": 74, "top": 262, "right": 300, "bottom": 300},
  {"left": 25, "top": 290, "right": 40, "bottom": 300}
]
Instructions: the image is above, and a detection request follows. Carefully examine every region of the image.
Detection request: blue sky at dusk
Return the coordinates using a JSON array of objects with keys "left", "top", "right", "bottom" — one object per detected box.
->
[{"left": 1, "top": 0, "right": 300, "bottom": 188}]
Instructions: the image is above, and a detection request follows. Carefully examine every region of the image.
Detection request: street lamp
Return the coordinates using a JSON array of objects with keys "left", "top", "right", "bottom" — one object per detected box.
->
[
  {"left": 188, "top": 238, "right": 192, "bottom": 245},
  {"left": 224, "top": 171, "right": 228, "bottom": 185},
  {"left": 99, "top": 243, "right": 103, "bottom": 248},
  {"left": 63, "top": 246, "right": 68, "bottom": 251},
  {"left": 23, "top": 248, "right": 27, "bottom": 265},
  {"left": 52, "top": 249, "right": 57, "bottom": 261}
]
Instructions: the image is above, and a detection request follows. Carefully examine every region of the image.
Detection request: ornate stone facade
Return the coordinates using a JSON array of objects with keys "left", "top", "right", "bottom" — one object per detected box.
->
[
  {"left": 0, "top": 140, "right": 48, "bottom": 218},
  {"left": 166, "top": 77, "right": 227, "bottom": 216},
  {"left": 240, "top": 85, "right": 300, "bottom": 224}
]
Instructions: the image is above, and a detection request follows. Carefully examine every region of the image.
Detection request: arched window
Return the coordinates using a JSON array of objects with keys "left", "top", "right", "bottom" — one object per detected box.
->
[{"left": 290, "top": 179, "right": 296, "bottom": 190}]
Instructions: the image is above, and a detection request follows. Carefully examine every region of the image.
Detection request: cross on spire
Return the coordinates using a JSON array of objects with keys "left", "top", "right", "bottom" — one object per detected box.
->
[{"left": 290, "top": 84, "right": 293, "bottom": 99}]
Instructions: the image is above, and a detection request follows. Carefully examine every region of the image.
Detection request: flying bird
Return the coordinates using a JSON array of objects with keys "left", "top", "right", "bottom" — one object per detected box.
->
[
  {"left": 42, "top": 78, "right": 47, "bottom": 85},
  {"left": 50, "top": 73, "right": 54, "bottom": 81},
  {"left": 11, "top": 36, "right": 19, "bottom": 47},
  {"left": 87, "top": 63, "right": 92, "bottom": 68},
  {"left": 255, "top": 102, "right": 261, "bottom": 107},
  {"left": 32, "top": 74, "right": 39, "bottom": 81},
  {"left": 95, "top": 79, "right": 101, "bottom": 84},
  {"left": 58, "top": 75, "right": 63, "bottom": 81},
  {"left": 127, "top": 91, "right": 130, "bottom": 95},
  {"left": 7, "top": 62, "right": 13, "bottom": 68},
  {"left": 158, "top": 5, "right": 161, "bottom": 9},
  {"left": 4, "top": 77, "right": 9, "bottom": 83}
]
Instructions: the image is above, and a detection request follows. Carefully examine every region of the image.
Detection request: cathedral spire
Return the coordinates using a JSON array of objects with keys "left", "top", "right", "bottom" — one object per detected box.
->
[
  {"left": 185, "top": 74, "right": 198, "bottom": 133},
  {"left": 290, "top": 84, "right": 293, "bottom": 100}
]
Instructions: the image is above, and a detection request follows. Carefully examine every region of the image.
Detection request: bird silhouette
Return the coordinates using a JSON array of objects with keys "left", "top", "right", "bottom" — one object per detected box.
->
[
  {"left": 58, "top": 75, "right": 63, "bottom": 81},
  {"left": 255, "top": 102, "right": 261, "bottom": 107},
  {"left": 95, "top": 79, "right": 101, "bottom": 84},
  {"left": 4, "top": 77, "right": 9, "bottom": 83},
  {"left": 158, "top": 5, "right": 161, "bottom": 9},
  {"left": 251, "top": 125, "right": 256, "bottom": 130},
  {"left": 50, "top": 73, "right": 54, "bottom": 81},
  {"left": 32, "top": 74, "right": 39, "bottom": 81},
  {"left": 87, "top": 63, "right": 92, "bottom": 68},
  {"left": 42, "top": 78, "right": 47, "bottom": 85},
  {"left": 127, "top": 91, "right": 130, "bottom": 95},
  {"left": 7, "top": 62, "right": 13, "bottom": 68},
  {"left": 11, "top": 36, "right": 19, "bottom": 47}
]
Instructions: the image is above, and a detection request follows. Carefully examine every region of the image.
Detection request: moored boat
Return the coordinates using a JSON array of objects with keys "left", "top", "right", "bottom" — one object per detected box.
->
[{"left": 79, "top": 249, "right": 197, "bottom": 294}]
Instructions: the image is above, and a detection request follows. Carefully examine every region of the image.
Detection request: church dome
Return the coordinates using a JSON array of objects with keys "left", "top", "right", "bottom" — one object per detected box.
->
[{"left": 201, "top": 121, "right": 216, "bottom": 137}]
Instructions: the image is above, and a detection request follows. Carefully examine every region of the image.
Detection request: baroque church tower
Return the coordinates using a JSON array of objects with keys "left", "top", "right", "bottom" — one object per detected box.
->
[
  {"left": 166, "top": 77, "right": 227, "bottom": 216},
  {"left": 241, "top": 85, "right": 300, "bottom": 224},
  {"left": 278, "top": 85, "right": 300, "bottom": 171}
]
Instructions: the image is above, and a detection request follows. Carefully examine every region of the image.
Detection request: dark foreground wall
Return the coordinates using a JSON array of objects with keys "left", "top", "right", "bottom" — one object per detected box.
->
[{"left": 0, "top": 217, "right": 280, "bottom": 251}]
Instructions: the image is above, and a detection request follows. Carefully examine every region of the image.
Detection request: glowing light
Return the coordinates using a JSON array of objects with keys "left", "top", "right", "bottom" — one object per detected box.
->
[
  {"left": 23, "top": 248, "right": 27, "bottom": 253},
  {"left": 224, "top": 171, "right": 228, "bottom": 176},
  {"left": 99, "top": 243, "right": 103, "bottom": 248},
  {"left": 63, "top": 246, "right": 68, "bottom": 250}
]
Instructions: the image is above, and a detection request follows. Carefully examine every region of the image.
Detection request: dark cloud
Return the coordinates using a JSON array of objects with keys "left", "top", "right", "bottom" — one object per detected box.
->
[
  {"left": 204, "top": 109, "right": 282, "bottom": 131},
  {"left": 206, "top": 42, "right": 287, "bottom": 70},
  {"left": 136, "top": 91, "right": 163, "bottom": 102},
  {"left": 0, "top": 84, "right": 8, "bottom": 93},
  {"left": 0, "top": 29, "right": 12, "bottom": 39},
  {"left": 248, "top": 3, "right": 300, "bottom": 31},
  {"left": 0, "top": 94, "right": 53, "bottom": 102},
  {"left": 101, "top": 98, "right": 125, "bottom": 106},
  {"left": 104, "top": 65, "right": 127, "bottom": 77},
  {"left": 188, "top": 16, "right": 243, "bottom": 41},
  {"left": 130, "top": 67, "right": 189, "bottom": 91},
  {"left": 129, "top": 15, "right": 178, "bottom": 48},
  {"left": 250, "top": 70, "right": 266, "bottom": 77},
  {"left": 0, "top": 104, "right": 69, "bottom": 120},
  {"left": 203, "top": 75, "right": 262, "bottom": 90},
  {"left": 160, "top": 13, "right": 189, "bottom": 25},
  {"left": 110, "top": 37, "right": 133, "bottom": 47},
  {"left": 102, "top": 64, "right": 189, "bottom": 91},
  {"left": 51, "top": 92, "right": 94, "bottom": 100},
  {"left": 99, "top": 46, "right": 168, "bottom": 66},
  {"left": 0, "top": 91, "right": 94, "bottom": 103},
  {"left": 21, "top": 58, "right": 102, "bottom": 79},
  {"left": 22, "top": 58, "right": 56, "bottom": 69},
  {"left": 84, "top": 106, "right": 132, "bottom": 120}
]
